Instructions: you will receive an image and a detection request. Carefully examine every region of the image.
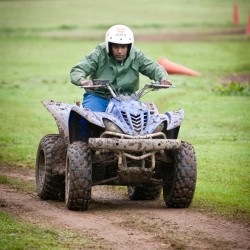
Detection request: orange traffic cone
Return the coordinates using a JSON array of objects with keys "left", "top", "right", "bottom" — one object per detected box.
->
[
  {"left": 233, "top": 1, "right": 240, "bottom": 25},
  {"left": 158, "top": 57, "right": 201, "bottom": 76},
  {"left": 246, "top": 12, "right": 250, "bottom": 35}
]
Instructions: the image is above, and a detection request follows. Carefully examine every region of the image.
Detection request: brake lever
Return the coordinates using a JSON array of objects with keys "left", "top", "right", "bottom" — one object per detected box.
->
[
  {"left": 151, "top": 84, "right": 175, "bottom": 89},
  {"left": 79, "top": 85, "right": 103, "bottom": 89}
]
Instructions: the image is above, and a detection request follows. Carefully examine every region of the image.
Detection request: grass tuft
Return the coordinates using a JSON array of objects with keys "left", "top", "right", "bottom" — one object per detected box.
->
[{"left": 213, "top": 82, "right": 250, "bottom": 96}]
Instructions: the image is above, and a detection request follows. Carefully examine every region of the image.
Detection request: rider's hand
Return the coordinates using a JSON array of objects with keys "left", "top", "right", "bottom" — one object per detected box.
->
[
  {"left": 80, "top": 80, "right": 93, "bottom": 86},
  {"left": 160, "top": 79, "right": 172, "bottom": 85}
]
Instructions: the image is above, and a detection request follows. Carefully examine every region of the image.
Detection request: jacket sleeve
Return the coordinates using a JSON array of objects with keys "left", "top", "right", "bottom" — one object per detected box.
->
[
  {"left": 137, "top": 49, "right": 168, "bottom": 81},
  {"left": 70, "top": 46, "right": 101, "bottom": 86}
]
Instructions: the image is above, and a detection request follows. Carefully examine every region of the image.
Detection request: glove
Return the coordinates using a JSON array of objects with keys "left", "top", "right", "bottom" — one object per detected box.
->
[
  {"left": 160, "top": 79, "right": 172, "bottom": 85},
  {"left": 80, "top": 80, "right": 93, "bottom": 86}
]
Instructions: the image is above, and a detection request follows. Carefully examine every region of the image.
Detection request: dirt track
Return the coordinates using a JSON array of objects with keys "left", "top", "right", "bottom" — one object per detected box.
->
[{"left": 0, "top": 165, "right": 249, "bottom": 249}]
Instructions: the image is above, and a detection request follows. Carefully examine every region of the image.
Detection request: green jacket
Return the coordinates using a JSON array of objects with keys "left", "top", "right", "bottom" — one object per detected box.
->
[{"left": 70, "top": 43, "right": 168, "bottom": 99}]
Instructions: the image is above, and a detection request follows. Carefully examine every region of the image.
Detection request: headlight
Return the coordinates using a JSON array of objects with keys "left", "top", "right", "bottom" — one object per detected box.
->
[
  {"left": 153, "top": 122, "right": 164, "bottom": 133},
  {"left": 103, "top": 119, "right": 123, "bottom": 133}
]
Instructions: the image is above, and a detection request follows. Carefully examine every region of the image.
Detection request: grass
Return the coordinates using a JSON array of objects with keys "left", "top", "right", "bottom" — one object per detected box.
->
[
  {"left": 0, "top": 0, "right": 250, "bottom": 247},
  {"left": 0, "top": 0, "right": 250, "bottom": 37},
  {"left": 0, "top": 212, "right": 92, "bottom": 249}
]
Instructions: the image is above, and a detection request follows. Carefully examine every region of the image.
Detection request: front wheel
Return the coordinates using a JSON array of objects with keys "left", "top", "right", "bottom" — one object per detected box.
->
[
  {"left": 163, "top": 141, "right": 197, "bottom": 208},
  {"left": 65, "top": 141, "right": 92, "bottom": 211}
]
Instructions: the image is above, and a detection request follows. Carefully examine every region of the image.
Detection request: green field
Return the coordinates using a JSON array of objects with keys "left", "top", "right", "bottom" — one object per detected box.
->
[{"left": 0, "top": 1, "right": 250, "bottom": 246}]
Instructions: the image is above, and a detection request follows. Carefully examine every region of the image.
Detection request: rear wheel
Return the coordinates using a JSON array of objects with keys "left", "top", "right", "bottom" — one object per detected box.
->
[
  {"left": 163, "top": 141, "right": 197, "bottom": 208},
  {"left": 127, "top": 184, "right": 162, "bottom": 200},
  {"left": 65, "top": 141, "right": 92, "bottom": 211},
  {"left": 36, "top": 134, "right": 65, "bottom": 200}
]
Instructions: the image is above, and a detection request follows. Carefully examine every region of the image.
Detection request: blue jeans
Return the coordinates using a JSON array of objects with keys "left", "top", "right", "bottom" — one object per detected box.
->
[
  {"left": 81, "top": 93, "right": 110, "bottom": 140},
  {"left": 83, "top": 93, "right": 109, "bottom": 111}
]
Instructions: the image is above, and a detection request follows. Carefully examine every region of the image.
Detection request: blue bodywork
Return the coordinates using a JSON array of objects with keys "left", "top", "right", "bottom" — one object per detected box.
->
[{"left": 42, "top": 93, "right": 184, "bottom": 144}]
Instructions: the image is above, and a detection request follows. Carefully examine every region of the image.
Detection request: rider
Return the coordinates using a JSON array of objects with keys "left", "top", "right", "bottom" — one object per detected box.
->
[{"left": 70, "top": 24, "right": 170, "bottom": 112}]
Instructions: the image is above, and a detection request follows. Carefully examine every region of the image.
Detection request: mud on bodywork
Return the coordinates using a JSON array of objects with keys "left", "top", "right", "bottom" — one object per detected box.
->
[{"left": 42, "top": 99, "right": 184, "bottom": 144}]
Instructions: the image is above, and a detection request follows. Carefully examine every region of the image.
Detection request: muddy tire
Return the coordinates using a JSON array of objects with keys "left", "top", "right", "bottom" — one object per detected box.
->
[
  {"left": 163, "top": 141, "right": 197, "bottom": 208},
  {"left": 65, "top": 141, "right": 92, "bottom": 211},
  {"left": 36, "top": 134, "right": 65, "bottom": 200},
  {"left": 127, "top": 184, "right": 162, "bottom": 200}
]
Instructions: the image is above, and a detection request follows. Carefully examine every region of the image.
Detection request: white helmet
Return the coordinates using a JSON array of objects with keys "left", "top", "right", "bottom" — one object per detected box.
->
[{"left": 105, "top": 24, "right": 134, "bottom": 55}]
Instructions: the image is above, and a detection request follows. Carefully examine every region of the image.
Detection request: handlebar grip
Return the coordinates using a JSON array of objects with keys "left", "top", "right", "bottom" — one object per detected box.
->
[{"left": 92, "top": 79, "right": 110, "bottom": 86}]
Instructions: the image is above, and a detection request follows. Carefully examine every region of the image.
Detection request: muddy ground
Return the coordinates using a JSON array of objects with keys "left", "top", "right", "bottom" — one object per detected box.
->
[{"left": 0, "top": 165, "right": 249, "bottom": 250}]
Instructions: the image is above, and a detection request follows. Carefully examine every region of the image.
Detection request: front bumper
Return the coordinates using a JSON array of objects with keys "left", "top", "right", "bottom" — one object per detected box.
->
[{"left": 88, "top": 138, "right": 182, "bottom": 152}]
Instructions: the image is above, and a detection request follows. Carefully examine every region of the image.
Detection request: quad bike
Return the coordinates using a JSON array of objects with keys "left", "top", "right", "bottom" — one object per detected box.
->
[{"left": 36, "top": 80, "right": 197, "bottom": 211}]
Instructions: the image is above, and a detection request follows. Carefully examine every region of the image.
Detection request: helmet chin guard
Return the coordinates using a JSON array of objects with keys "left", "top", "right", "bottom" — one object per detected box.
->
[{"left": 105, "top": 24, "right": 134, "bottom": 55}]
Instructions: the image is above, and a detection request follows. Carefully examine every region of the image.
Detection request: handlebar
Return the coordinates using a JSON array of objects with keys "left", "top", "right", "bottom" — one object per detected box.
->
[{"left": 79, "top": 80, "right": 174, "bottom": 99}]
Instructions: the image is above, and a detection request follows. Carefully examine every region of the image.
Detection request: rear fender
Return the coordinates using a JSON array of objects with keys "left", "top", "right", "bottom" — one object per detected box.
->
[
  {"left": 42, "top": 100, "right": 73, "bottom": 140},
  {"left": 166, "top": 109, "right": 184, "bottom": 130}
]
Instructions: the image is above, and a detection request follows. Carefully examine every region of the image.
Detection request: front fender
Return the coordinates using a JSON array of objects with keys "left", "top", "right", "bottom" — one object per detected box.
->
[
  {"left": 68, "top": 106, "right": 106, "bottom": 143},
  {"left": 69, "top": 106, "right": 132, "bottom": 135},
  {"left": 70, "top": 105, "right": 106, "bottom": 127}
]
